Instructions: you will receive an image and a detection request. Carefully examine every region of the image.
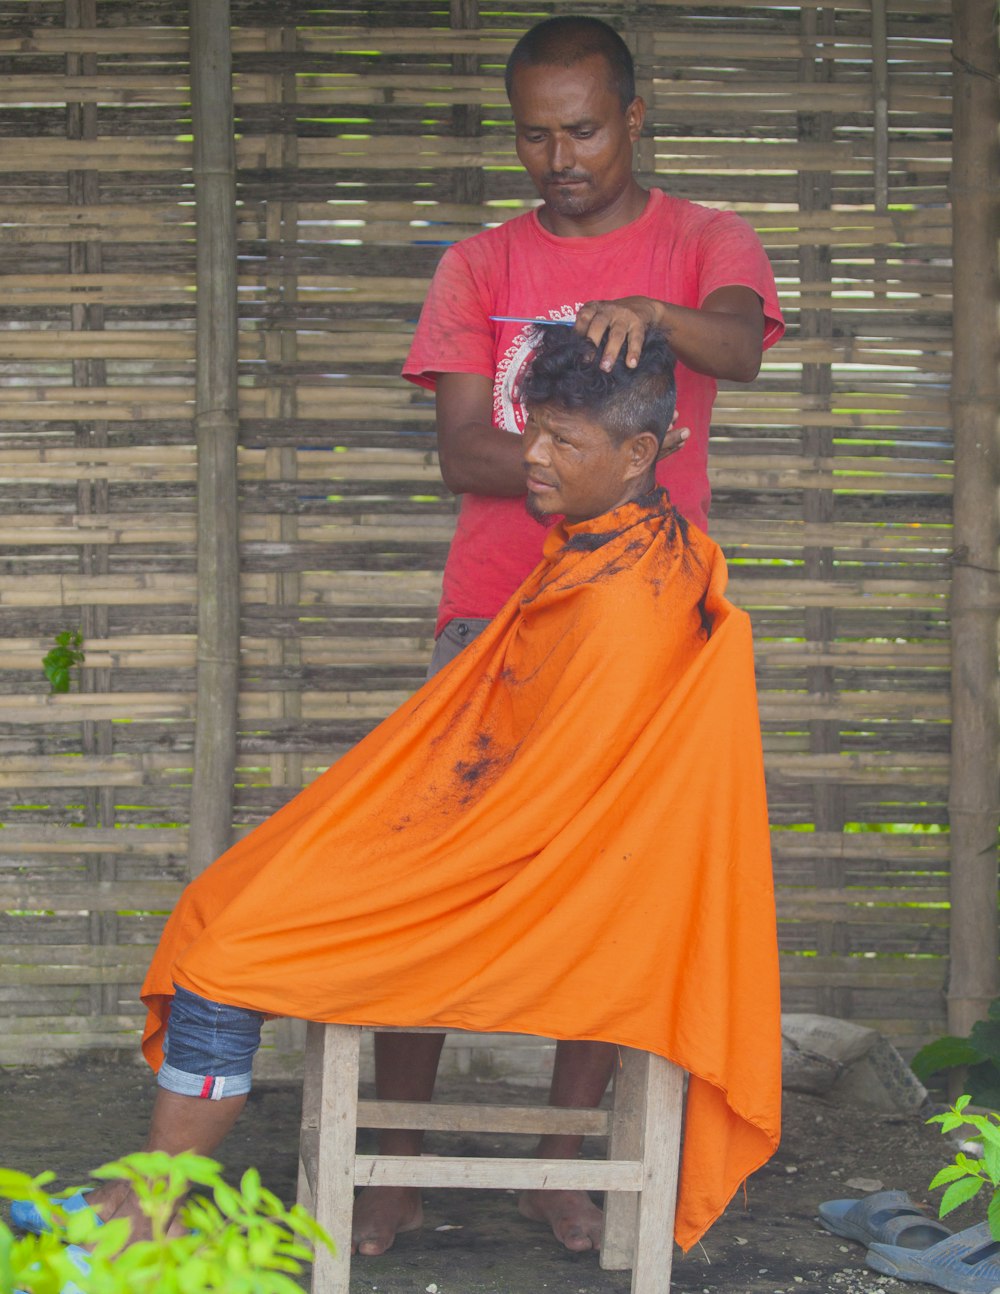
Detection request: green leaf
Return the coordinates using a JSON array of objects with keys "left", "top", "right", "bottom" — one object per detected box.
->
[
  {"left": 90, "top": 1216, "right": 133, "bottom": 1257},
  {"left": 212, "top": 1181, "right": 243, "bottom": 1219},
  {"left": 988, "top": 1189, "right": 1000, "bottom": 1241},
  {"left": 173, "top": 1154, "right": 223, "bottom": 1189},
  {"left": 48, "top": 666, "right": 70, "bottom": 693},
  {"left": 912, "top": 1036, "right": 984, "bottom": 1080},
  {"left": 967, "top": 1062, "right": 1000, "bottom": 1112},
  {"left": 969, "top": 1019, "right": 1000, "bottom": 1068},
  {"left": 975, "top": 1117, "right": 1000, "bottom": 1148},
  {"left": 239, "top": 1166, "right": 261, "bottom": 1208},
  {"left": 1, "top": 1150, "right": 332, "bottom": 1292},
  {"left": 939, "top": 1175, "right": 985, "bottom": 1216},
  {"left": 0, "top": 1169, "right": 56, "bottom": 1202},
  {"left": 983, "top": 1138, "right": 1000, "bottom": 1188},
  {"left": 930, "top": 1163, "right": 969, "bottom": 1189}
]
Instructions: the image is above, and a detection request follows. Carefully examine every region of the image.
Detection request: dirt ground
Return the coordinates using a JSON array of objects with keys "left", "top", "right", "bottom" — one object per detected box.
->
[{"left": 0, "top": 1056, "right": 969, "bottom": 1294}]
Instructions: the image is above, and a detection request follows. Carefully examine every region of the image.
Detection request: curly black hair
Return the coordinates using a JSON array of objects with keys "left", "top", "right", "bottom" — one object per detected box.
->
[{"left": 520, "top": 325, "right": 676, "bottom": 447}]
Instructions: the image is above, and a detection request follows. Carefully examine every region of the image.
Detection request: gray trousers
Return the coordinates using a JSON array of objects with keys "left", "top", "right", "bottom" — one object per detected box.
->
[{"left": 426, "top": 617, "right": 491, "bottom": 678}]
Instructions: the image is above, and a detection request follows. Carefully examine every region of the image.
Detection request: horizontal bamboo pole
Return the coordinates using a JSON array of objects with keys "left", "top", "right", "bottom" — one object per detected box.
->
[
  {"left": 0, "top": 826, "right": 186, "bottom": 854},
  {"left": 777, "top": 898, "right": 948, "bottom": 924},
  {"left": 0, "top": 332, "right": 194, "bottom": 359},
  {"left": 779, "top": 961, "right": 944, "bottom": 990},
  {"left": 0, "top": 695, "right": 194, "bottom": 723},
  {"left": 0, "top": 75, "right": 192, "bottom": 104},
  {"left": 0, "top": 201, "right": 194, "bottom": 224},
  {"left": 0, "top": 523, "right": 196, "bottom": 547},
  {"left": 0, "top": 139, "right": 193, "bottom": 169},
  {"left": 0, "top": 881, "right": 182, "bottom": 909},
  {"left": 0, "top": 574, "right": 197, "bottom": 607},
  {"left": 758, "top": 693, "right": 948, "bottom": 721},
  {"left": 0, "top": 30, "right": 191, "bottom": 53},
  {"left": 770, "top": 831, "right": 949, "bottom": 862}
]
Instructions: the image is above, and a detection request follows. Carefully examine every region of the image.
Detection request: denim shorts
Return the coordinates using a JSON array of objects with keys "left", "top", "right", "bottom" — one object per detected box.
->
[{"left": 159, "top": 983, "right": 265, "bottom": 1100}]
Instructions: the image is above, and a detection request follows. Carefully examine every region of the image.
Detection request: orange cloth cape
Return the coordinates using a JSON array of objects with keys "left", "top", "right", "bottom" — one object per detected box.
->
[{"left": 141, "top": 489, "right": 781, "bottom": 1250}]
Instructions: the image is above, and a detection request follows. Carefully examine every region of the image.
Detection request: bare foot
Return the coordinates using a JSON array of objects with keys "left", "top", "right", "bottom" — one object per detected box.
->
[
  {"left": 83, "top": 1181, "right": 187, "bottom": 1241},
  {"left": 351, "top": 1185, "right": 423, "bottom": 1256},
  {"left": 517, "top": 1189, "right": 603, "bottom": 1251}
]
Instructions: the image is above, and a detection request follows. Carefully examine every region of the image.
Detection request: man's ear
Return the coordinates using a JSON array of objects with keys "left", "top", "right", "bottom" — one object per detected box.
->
[
  {"left": 626, "top": 96, "right": 646, "bottom": 144},
  {"left": 623, "top": 430, "right": 659, "bottom": 480}
]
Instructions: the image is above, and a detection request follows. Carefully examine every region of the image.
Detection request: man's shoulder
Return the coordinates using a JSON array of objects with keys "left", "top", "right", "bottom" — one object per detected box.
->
[{"left": 650, "top": 188, "right": 746, "bottom": 236}]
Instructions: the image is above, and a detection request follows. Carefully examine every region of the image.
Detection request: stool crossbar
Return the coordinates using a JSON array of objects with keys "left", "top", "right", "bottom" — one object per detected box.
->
[{"left": 297, "top": 1022, "right": 684, "bottom": 1294}]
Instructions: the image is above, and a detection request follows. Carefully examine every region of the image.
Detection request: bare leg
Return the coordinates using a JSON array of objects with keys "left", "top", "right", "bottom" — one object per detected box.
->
[
  {"left": 87, "top": 1089, "right": 247, "bottom": 1240},
  {"left": 351, "top": 1030, "right": 446, "bottom": 1256},
  {"left": 518, "top": 1039, "right": 616, "bottom": 1251}
]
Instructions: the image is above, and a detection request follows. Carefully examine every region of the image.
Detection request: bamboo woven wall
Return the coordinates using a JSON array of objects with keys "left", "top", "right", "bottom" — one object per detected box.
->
[{"left": 1, "top": 0, "right": 955, "bottom": 1067}]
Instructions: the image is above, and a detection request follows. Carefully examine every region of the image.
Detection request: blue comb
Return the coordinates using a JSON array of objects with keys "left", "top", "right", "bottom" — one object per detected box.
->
[{"left": 489, "top": 315, "right": 575, "bottom": 327}]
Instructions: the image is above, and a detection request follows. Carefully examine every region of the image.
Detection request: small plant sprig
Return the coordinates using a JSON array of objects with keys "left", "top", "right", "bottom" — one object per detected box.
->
[
  {"left": 928, "top": 1095, "right": 1000, "bottom": 1240},
  {"left": 42, "top": 630, "right": 85, "bottom": 694},
  {"left": 1, "top": 1150, "right": 334, "bottom": 1293},
  {"left": 911, "top": 996, "right": 1000, "bottom": 1110}
]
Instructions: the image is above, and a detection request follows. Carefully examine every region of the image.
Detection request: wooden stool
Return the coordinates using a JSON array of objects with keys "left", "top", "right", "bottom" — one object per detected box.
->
[{"left": 297, "top": 1023, "right": 685, "bottom": 1294}]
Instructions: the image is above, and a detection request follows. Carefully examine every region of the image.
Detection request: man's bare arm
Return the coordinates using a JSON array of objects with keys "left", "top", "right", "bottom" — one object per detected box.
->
[
  {"left": 435, "top": 373, "right": 526, "bottom": 497},
  {"left": 434, "top": 371, "right": 687, "bottom": 497},
  {"left": 575, "top": 285, "right": 766, "bottom": 382}
]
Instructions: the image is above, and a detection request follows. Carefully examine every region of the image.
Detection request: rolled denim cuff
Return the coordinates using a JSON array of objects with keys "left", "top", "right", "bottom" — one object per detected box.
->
[{"left": 157, "top": 1060, "right": 252, "bottom": 1101}]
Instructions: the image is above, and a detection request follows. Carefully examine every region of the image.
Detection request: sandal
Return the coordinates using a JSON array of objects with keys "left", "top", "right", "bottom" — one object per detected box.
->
[
  {"left": 819, "top": 1189, "right": 953, "bottom": 1249},
  {"left": 866, "top": 1221, "right": 1000, "bottom": 1293}
]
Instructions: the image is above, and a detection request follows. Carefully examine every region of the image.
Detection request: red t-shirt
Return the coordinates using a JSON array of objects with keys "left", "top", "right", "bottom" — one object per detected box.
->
[{"left": 403, "top": 188, "right": 784, "bottom": 635}]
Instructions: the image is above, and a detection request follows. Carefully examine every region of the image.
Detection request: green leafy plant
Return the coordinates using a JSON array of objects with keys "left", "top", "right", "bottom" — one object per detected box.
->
[
  {"left": 928, "top": 1095, "right": 1000, "bottom": 1240},
  {"left": 0, "top": 1150, "right": 333, "bottom": 1293},
  {"left": 911, "top": 997, "right": 1000, "bottom": 1110},
  {"left": 41, "top": 631, "right": 85, "bottom": 694}
]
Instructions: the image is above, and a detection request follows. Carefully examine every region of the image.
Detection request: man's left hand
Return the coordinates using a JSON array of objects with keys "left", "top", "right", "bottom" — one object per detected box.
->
[
  {"left": 573, "top": 297, "right": 664, "bottom": 371},
  {"left": 658, "top": 410, "right": 689, "bottom": 462}
]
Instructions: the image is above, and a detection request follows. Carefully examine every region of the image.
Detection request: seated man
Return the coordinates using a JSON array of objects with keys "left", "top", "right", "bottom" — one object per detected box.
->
[{"left": 32, "top": 325, "right": 781, "bottom": 1257}]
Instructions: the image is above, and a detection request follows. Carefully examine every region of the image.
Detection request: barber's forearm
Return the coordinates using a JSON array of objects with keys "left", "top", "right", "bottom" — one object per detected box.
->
[
  {"left": 436, "top": 421, "right": 528, "bottom": 497},
  {"left": 649, "top": 300, "right": 763, "bottom": 383}
]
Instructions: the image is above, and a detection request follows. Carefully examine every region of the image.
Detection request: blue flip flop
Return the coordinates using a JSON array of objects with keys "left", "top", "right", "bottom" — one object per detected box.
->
[
  {"left": 10, "top": 1190, "right": 100, "bottom": 1236},
  {"left": 866, "top": 1221, "right": 1000, "bottom": 1293},
  {"left": 60, "top": 1243, "right": 90, "bottom": 1294},
  {"left": 14, "top": 1241, "right": 89, "bottom": 1294},
  {"left": 819, "top": 1189, "right": 953, "bottom": 1249}
]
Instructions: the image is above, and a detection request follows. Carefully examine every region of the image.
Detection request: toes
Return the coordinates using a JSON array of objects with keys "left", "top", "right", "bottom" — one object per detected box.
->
[
  {"left": 558, "top": 1223, "right": 599, "bottom": 1252},
  {"left": 354, "top": 1233, "right": 393, "bottom": 1257}
]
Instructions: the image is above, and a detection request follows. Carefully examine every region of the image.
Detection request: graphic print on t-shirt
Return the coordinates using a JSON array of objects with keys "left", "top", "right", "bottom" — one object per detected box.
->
[{"left": 493, "top": 304, "right": 580, "bottom": 433}]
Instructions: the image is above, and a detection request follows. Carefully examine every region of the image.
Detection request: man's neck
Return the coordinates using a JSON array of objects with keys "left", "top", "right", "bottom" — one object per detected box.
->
[
  {"left": 538, "top": 180, "right": 650, "bottom": 238},
  {"left": 565, "top": 476, "right": 660, "bottom": 528}
]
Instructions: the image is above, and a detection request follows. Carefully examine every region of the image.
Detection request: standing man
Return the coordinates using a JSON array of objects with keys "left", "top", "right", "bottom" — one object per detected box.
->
[{"left": 352, "top": 12, "right": 784, "bottom": 1259}]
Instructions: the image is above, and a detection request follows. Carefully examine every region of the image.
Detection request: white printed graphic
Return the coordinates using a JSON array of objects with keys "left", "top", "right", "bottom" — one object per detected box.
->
[{"left": 493, "top": 305, "right": 580, "bottom": 434}]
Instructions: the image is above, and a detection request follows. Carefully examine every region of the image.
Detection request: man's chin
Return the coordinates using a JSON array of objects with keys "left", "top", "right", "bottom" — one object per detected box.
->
[
  {"left": 525, "top": 493, "right": 557, "bottom": 525},
  {"left": 545, "top": 187, "right": 590, "bottom": 216}
]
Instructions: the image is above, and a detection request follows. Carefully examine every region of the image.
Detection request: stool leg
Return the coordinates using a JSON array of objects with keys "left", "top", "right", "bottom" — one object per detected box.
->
[
  {"left": 630, "top": 1054, "right": 684, "bottom": 1294},
  {"left": 310, "top": 1024, "right": 361, "bottom": 1294},
  {"left": 297, "top": 1020, "right": 326, "bottom": 1212},
  {"left": 602, "top": 1047, "right": 643, "bottom": 1270}
]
